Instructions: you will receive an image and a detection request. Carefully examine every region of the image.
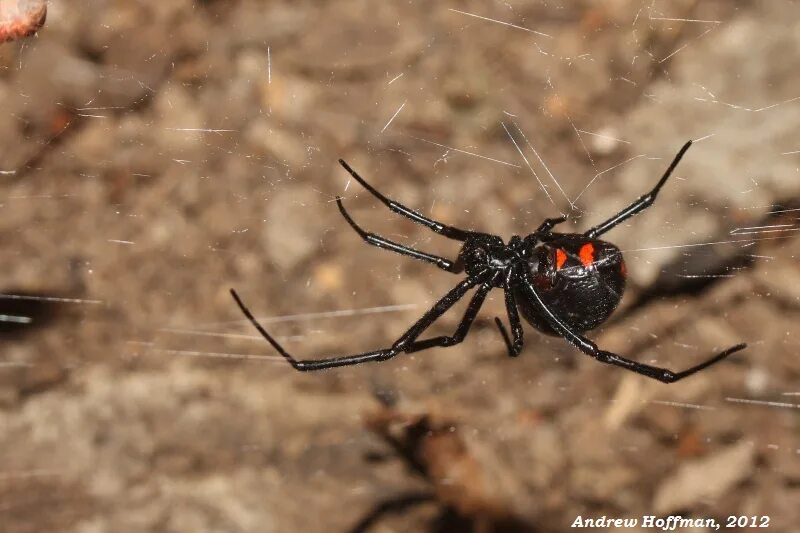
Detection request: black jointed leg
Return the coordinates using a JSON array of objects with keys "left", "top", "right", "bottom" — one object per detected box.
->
[
  {"left": 339, "top": 159, "right": 471, "bottom": 241},
  {"left": 535, "top": 216, "right": 568, "bottom": 235},
  {"left": 494, "top": 268, "right": 524, "bottom": 357},
  {"left": 405, "top": 282, "right": 492, "bottom": 353},
  {"left": 518, "top": 274, "right": 746, "bottom": 383},
  {"left": 593, "top": 344, "right": 746, "bottom": 383},
  {"left": 523, "top": 216, "right": 568, "bottom": 248},
  {"left": 494, "top": 317, "right": 514, "bottom": 356},
  {"left": 335, "top": 197, "right": 459, "bottom": 273},
  {"left": 585, "top": 140, "right": 693, "bottom": 238},
  {"left": 501, "top": 287, "right": 524, "bottom": 357},
  {"left": 230, "top": 274, "right": 485, "bottom": 371}
]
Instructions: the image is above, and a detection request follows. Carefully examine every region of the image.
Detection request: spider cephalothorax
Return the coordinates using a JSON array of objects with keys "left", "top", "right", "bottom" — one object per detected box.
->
[{"left": 231, "top": 140, "right": 746, "bottom": 383}]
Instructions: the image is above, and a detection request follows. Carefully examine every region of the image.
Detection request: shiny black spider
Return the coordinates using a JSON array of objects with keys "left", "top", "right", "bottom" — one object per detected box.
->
[{"left": 231, "top": 140, "right": 746, "bottom": 383}]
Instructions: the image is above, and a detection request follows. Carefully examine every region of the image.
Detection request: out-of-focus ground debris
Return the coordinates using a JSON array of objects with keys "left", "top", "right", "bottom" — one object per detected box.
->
[
  {"left": 354, "top": 402, "right": 534, "bottom": 532},
  {"left": 1, "top": 1, "right": 800, "bottom": 531},
  {"left": 653, "top": 441, "right": 756, "bottom": 515}
]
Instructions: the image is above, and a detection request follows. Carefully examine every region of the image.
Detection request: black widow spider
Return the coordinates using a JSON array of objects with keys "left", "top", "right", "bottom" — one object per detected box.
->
[{"left": 230, "top": 140, "right": 747, "bottom": 383}]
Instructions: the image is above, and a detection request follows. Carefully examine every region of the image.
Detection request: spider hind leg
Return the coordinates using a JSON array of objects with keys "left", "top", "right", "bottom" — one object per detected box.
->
[{"left": 518, "top": 274, "right": 746, "bottom": 383}]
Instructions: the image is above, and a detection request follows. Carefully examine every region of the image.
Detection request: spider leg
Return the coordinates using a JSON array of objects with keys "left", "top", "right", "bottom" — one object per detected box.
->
[
  {"left": 585, "top": 140, "right": 692, "bottom": 238},
  {"left": 494, "top": 317, "right": 513, "bottom": 355},
  {"left": 339, "top": 159, "right": 471, "bottom": 241},
  {"left": 494, "top": 289, "right": 524, "bottom": 358},
  {"left": 535, "top": 216, "right": 568, "bottom": 235},
  {"left": 230, "top": 274, "right": 485, "bottom": 371},
  {"left": 405, "top": 281, "right": 492, "bottom": 353},
  {"left": 518, "top": 274, "right": 746, "bottom": 383},
  {"left": 336, "top": 197, "right": 460, "bottom": 273},
  {"left": 493, "top": 267, "right": 524, "bottom": 357},
  {"left": 522, "top": 216, "right": 569, "bottom": 248}
]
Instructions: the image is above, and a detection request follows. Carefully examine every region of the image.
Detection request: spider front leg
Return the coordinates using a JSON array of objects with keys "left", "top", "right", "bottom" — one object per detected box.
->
[
  {"left": 230, "top": 272, "right": 487, "bottom": 371},
  {"left": 518, "top": 274, "right": 746, "bottom": 383},
  {"left": 585, "top": 140, "right": 692, "bottom": 238},
  {"left": 339, "top": 159, "right": 471, "bottom": 241},
  {"left": 336, "top": 197, "right": 461, "bottom": 273}
]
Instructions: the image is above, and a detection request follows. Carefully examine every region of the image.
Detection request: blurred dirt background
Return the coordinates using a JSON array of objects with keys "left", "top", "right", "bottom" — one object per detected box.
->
[{"left": 1, "top": 1, "right": 799, "bottom": 532}]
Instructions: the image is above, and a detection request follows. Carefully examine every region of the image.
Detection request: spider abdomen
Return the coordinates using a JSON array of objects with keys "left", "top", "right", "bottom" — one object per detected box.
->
[{"left": 514, "top": 235, "right": 626, "bottom": 335}]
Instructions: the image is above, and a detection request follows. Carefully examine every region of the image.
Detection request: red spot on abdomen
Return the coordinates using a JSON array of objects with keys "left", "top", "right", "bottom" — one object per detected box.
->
[
  {"left": 555, "top": 248, "right": 567, "bottom": 270},
  {"left": 579, "top": 243, "right": 595, "bottom": 267}
]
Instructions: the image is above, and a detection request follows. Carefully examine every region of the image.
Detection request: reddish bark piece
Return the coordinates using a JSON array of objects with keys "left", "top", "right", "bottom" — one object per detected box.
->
[{"left": 0, "top": 0, "right": 47, "bottom": 43}]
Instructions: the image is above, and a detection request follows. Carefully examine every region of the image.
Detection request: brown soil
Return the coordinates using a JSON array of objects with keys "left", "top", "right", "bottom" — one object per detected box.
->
[{"left": 1, "top": 2, "right": 799, "bottom": 532}]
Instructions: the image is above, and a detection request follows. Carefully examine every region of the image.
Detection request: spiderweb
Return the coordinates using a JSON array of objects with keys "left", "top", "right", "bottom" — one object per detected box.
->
[{"left": 0, "top": 1, "right": 798, "bottom": 531}]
